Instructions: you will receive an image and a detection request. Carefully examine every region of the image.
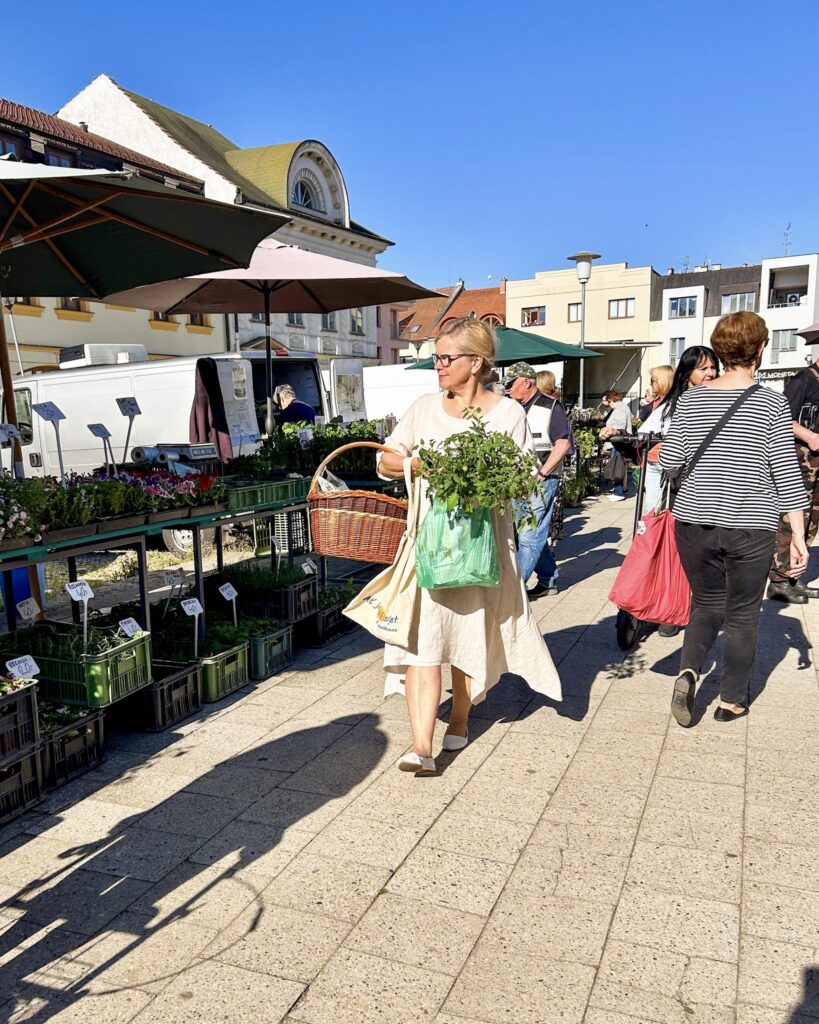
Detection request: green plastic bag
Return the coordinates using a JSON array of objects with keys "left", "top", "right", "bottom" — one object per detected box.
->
[{"left": 415, "top": 501, "right": 500, "bottom": 590}]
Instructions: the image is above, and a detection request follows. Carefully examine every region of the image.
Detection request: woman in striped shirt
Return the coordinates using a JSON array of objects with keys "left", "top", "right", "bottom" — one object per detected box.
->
[{"left": 660, "top": 312, "right": 808, "bottom": 727}]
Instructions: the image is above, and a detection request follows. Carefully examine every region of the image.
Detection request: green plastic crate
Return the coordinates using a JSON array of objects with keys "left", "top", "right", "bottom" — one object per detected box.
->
[
  {"left": 224, "top": 480, "right": 271, "bottom": 512},
  {"left": 36, "top": 633, "right": 152, "bottom": 708},
  {"left": 201, "top": 643, "right": 249, "bottom": 703},
  {"left": 249, "top": 626, "right": 292, "bottom": 681}
]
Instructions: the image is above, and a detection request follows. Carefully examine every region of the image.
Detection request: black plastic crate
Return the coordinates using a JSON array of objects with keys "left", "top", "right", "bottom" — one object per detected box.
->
[
  {"left": 296, "top": 601, "right": 356, "bottom": 648},
  {"left": 0, "top": 745, "right": 42, "bottom": 825},
  {"left": 145, "top": 662, "right": 202, "bottom": 731},
  {"left": 243, "top": 576, "right": 318, "bottom": 624},
  {"left": 41, "top": 708, "right": 105, "bottom": 790},
  {"left": 0, "top": 683, "right": 39, "bottom": 762}
]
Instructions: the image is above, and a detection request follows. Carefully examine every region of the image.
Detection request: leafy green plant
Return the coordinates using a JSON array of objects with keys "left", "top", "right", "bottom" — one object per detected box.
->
[
  {"left": 563, "top": 470, "right": 591, "bottom": 506},
  {"left": 318, "top": 582, "right": 358, "bottom": 610},
  {"left": 418, "top": 410, "right": 538, "bottom": 517},
  {"left": 572, "top": 426, "right": 598, "bottom": 462},
  {"left": 0, "top": 673, "right": 36, "bottom": 697},
  {"left": 39, "top": 702, "right": 89, "bottom": 732},
  {"left": 0, "top": 624, "right": 130, "bottom": 660}
]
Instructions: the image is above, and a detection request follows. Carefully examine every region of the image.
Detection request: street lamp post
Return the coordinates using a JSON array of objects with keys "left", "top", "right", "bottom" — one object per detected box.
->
[{"left": 567, "top": 251, "right": 600, "bottom": 410}]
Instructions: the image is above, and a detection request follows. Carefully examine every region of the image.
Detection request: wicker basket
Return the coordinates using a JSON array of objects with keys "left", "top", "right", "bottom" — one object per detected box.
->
[{"left": 308, "top": 442, "right": 408, "bottom": 564}]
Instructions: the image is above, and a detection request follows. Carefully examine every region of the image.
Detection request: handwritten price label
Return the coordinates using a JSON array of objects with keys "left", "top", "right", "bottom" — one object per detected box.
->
[
  {"left": 116, "top": 397, "right": 141, "bottom": 417},
  {"left": 88, "top": 423, "right": 112, "bottom": 439},
  {"left": 16, "top": 598, "right": 40, "bottom": 621},
  {"left": 181, "top": 598, "right": 203, "bottom": 616},
  {"left": 164, "top": 570, "right": 183, "bottom": 586},
  {"left": 6, "top": 655, "right": 39, "bottom": 678},
  {"left": 119, "top": 617, "right": 142, "bottom": 638},
  {"left": 32, "top": 402, "right": 65, "bottom": 422},
  {"left": 66, "top": 580, "right": 94, "bottom": 602},
  {"left": 219, "top": 583, "right": 238, "bottom": 601}
]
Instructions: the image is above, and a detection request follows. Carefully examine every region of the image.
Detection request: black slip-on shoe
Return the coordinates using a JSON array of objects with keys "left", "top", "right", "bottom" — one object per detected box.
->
[
  {"left": 670, "top": 670, "right": 697, "bottom": 728},
  {"left": 713, "top": 705, "right": 748, "bottom": 723}
]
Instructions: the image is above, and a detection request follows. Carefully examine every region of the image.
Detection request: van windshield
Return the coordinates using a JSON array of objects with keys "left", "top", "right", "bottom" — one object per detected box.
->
[{"left": 247, "top": 359, "right": 323, "bottom": 416}]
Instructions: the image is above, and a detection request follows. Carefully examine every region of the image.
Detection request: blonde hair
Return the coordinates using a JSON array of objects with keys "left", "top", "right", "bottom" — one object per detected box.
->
[
  {"left": 650, "top": 365, "right": 674, "bottom": 398},
  {"left": 536, "top": 370, "right": 557, "bottom": 396},
  {"left": 436, "top": 316, "right": 497, "bottom": 377}
]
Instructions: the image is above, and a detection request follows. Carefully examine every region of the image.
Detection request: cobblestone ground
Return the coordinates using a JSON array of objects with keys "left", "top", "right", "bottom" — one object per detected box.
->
[{"left": 1, "top": 495, "right": 818, "bottom": 1024}]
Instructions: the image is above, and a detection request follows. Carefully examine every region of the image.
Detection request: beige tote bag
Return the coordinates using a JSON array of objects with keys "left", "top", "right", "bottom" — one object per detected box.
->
[{"left": 343, "top": 459, "right": 422, "bottom": 648}]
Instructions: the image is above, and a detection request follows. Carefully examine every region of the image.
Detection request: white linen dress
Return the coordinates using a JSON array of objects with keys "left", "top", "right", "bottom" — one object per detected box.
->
[{"left": 377, "top": 392, "right": 562, "bottom": 704}]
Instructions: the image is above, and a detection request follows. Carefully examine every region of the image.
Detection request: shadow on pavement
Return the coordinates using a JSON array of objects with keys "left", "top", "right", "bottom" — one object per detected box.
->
[{"left": 0, "top": 715, "right": 387, "bottom": 1023}]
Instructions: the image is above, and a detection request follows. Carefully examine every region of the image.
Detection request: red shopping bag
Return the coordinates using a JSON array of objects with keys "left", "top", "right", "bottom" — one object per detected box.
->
[{"left": 608, "top": 509, "right": 691, "bottom": 626}]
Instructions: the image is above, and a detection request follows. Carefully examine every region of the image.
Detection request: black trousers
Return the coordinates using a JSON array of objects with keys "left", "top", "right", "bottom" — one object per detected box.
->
[{"left": 675, "top": 520, "right": 775, "bottom": 707}]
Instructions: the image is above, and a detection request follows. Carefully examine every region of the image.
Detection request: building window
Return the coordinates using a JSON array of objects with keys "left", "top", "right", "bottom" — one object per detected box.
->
[
  {"left": 287, "top": 312, "right": 304, "bottom": 327},
  {"left": 721, "top": 292, "right": 756, "bottom": 314},
  {"left": 0, "top": 136, "right": 21, "bottom": 158},
  {"left": 321, "top": 311, "right": 337, "bottom": 331},
  {"left": 669, "top": 296, "right": 697, "bottom": 318},
  {"left": 376, "top": 307, "right": 382, "bottom": 328},
  {"left": 568, "top": 302, "right": 581, "bottom": 322},
  {"left": 521, "top": 306, "right": 546, "bottom": 327},
  {"left": 249, "top": 311, "right": 265, "bottom": 322},
  {"left": 771, "top": 329, "right": 797, "bottom": 365},
  {"left": 292, "top": 180, "right": 317, "bottom": 210},
  {"left": 46, "top": 150, "right": 75, "bottom": 168},
  {"left": 608, "top": 298, "right": 635, "bottom": 319},
  {"left": 61, "top": 297, "right": 83, "bottom": 313},
  {"left": 390, "top": 310, "right": 400, "bottom": 339},
  {"left": 670, "top": 337, "right": 685, "bottom": 366},
  {"left": 350, "top": 308, "right": 365, "bottom": 335},
  {"left": 189, "top": 313, "right": 208, "bottom": 327},
  {"left": 151, "top": 310, "right": 174, "bottom": 323},
  {"left": 482, "top": 314, "right": 503, "bottom": 327}
]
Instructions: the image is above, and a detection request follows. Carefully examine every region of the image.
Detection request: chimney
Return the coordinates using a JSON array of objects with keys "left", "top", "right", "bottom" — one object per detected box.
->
[
  {"left": 667, "top": 268, "right": 674, "bottom": 276},
  {"left": 79, "top": 121, "right": 89, "bottom": 132},
  {"left": 499, "top": 276, "right": 507, "bottom": 295}
]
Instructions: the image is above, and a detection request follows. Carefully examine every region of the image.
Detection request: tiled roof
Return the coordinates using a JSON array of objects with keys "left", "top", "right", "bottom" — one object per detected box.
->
[
  {"left": 398, "top": 291, "right": 454, "bottom": 340},
  {"left": 436, "top": 286, "right": 506, "bottom": 327},
  {"left": 0, "top": 98, "right": 202, "bottom": 185}
]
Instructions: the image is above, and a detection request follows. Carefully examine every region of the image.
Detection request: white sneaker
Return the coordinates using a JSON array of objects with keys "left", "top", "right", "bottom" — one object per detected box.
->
[
  {"left": 397, "top": 752, "right": 436, "bottom": 774},
  {"left": 608, "top": 494, "right": 626, "bottom": 502},
  {"left": 442, "top": 729, "right": 469, "bottom": 752}
]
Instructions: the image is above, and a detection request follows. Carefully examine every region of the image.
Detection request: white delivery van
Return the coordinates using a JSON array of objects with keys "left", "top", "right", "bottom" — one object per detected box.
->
[
  {"left": 1, "top": 345, "right": 339, "bottom": 478},
  {"left": 362, "top": 364, "right": 440, "bottom": 421}
]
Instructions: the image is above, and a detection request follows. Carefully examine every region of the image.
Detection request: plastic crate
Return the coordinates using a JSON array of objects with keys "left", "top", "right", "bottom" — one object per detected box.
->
[
  {"left": 242, "top": 577, "right": 318, "bottom": 625},
  {"left": 145, "top": 662, "right": 202, "bottom": 731},
  {"left": 253, "top": 508, "right": 311, "bottom": 556},
  {"left": 41, "top": 707, "right": 105, "bottom": 790},
  {"left": 201, "top": 643, "right": 250, "bottom": 703},
  {"left": 224, "top": 480, "right": 272, "bottom": 512},
  {"left": 249, "top": 626, "right": 293, "bottom": 681},
  {"left": 297, "top": 601, "right": 356, "bottom": 647},
  {"left": 0, "top": 683, "right": 39, "bottom": 761},
  {"left": 0, "top": 745, "right": 42, "bottom": 825},
  {"left": 34, "top": 631, "right": 152, "bottom": 708}
]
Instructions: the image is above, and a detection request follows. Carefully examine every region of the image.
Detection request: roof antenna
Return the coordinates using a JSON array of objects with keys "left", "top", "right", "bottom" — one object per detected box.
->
[{"left": 784, "top": 223, "right": 792, "bottom": 255}]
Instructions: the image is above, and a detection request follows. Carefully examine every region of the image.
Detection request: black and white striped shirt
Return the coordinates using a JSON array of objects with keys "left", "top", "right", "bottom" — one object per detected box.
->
[{"left": 659, "top": 385, "right": 808, "bottom": 531}]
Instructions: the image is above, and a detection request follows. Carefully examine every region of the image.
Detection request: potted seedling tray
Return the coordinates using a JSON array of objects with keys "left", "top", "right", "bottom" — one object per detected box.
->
[
  {"left": 0, "top": 680, "right": 39, "bottom": 762},
  {"left": 40, "top": 704, "right": 105, "bottom": 789},
  {"left": 0, "top": 624, "right": 152, "bottom": 708}
]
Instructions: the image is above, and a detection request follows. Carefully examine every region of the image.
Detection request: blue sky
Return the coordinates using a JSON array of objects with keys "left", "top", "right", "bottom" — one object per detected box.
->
[{"left": 6, "top": 0, "right": 819, "bottom": 288}]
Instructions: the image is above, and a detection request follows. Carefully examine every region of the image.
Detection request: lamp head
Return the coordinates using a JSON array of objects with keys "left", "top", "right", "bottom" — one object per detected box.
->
[{"left": 567, "top": 251, "right": 601, "bottom": 284}]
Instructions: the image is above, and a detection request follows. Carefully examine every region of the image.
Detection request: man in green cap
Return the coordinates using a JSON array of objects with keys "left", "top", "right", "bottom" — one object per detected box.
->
[{"left": 505, "top": 362, "right": 572, "bottom": 598}]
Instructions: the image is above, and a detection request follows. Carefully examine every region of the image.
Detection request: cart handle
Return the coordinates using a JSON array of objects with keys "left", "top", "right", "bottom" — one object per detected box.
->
[{"left": 308, "top": 441, "right": 402, "bottom": 496}]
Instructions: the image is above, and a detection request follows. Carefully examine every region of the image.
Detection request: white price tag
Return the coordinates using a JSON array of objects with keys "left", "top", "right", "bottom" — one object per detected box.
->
[
  {"left": 119, "top": 617, "right": 142, "bottom": 637},
  {"left": 117, "top": 397, "right": 141, "bottom": 417},
  {"left": 6, "top": 655, "right": 39, "bottom": 678},
  {"left": 88, "top": 423, "right": 112, "bottom": 439},
  {"left": 32, "top": 401, "right": 65, "bottom": 422},
  {"left": 164, "top": 569, "right": 183, "bottom": 586},
  {"left": 302, "top": 557, "right": 317, "bottom": 574},
  {"left": 181, "top": 598, "right": 203, "bottom": 616},
  {"left": 219, "top": 583, "right": 238, "bottom": 601},
  {"left": 297, "top": 428, "right": 314, "bottom": 449},
  {"left": 16, "top": 597, "right": 40, "bottom": 621},
  {"left": 66, "top": 580, "right": 94, "bottom": 602}
]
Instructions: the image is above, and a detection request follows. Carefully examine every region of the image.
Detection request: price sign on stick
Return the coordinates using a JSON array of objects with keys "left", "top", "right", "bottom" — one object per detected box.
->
[
  {"left": 164, "top": 569, "right": 183, "bottom": 587},
  {"left": 119, "top": 618, "right": 142, "bottom": 638},
  {"left": 6, "top": 655, "right": 39, "bottom": 678},
  {"left": 66, "top": 580, "right": 94, "bottom": 648},
  {"left": 16, "top": 597, "right": 40, "bottom": 621},
  {"left": 33, "top": 402, "right": 67, "bottom": 484},
  {"left": 116, "top": 397, "right": 141, "bottom": 465},
  {"left": 88, "top": 423, "right": 111, "bottom": 439},
  {"left": 301, "top": 558, "right": 318, "bottom": 576},
  {"left": 88, "top": 424, "right": 115, "bottom": 476},
  {"left": 181, "top": 598, "right": 204, "bottom": 658},
  {"left": 219, "top": 582, "right": 239, "bottom": 626}
]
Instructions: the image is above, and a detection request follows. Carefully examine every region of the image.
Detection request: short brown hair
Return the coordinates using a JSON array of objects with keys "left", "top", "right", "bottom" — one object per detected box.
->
[
  {"left": 710, "top": 312, "right": 768, "bottom": 368},
  {"left": 605, "top": 390, "right": 622, "bottom": 402}
]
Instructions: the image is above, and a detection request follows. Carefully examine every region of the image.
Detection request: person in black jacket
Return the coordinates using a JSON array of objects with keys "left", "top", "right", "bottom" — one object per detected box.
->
[{"left": 767, "top": 352, "right": 819, "bottom": 603}]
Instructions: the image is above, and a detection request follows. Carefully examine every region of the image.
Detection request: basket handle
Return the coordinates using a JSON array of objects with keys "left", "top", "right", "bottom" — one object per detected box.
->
[{"left": 308, "top": 442, "right": 401, "bottom": 497}]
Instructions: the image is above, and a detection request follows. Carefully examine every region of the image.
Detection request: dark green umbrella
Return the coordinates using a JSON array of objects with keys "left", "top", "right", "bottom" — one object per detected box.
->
[{"left": 408, "top": 324, "right": 602, "bottom": 368}]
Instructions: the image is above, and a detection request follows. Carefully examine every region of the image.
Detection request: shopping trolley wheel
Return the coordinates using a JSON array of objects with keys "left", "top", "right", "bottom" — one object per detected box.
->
[{"left": 616, "top": 609, "right": 638, "bottom": 650}]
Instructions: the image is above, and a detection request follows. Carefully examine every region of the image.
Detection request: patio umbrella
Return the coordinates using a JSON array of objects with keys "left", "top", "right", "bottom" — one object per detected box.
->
[
  {"left": 797, "top": 322, "right": 819, "bottom": 345},
  {"left": 103, "top": 240, "right": 438, "bottom": 432},
  {"left": 0, "top": 161, "right": 288, "bottom": 470},
  {"left": 408, "top": 324, "right": 603, "bottom": 368}
]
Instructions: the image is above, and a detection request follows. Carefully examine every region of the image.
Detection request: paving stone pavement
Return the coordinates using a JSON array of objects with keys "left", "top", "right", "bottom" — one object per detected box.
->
[{"left": 1, "top": 494, "right": 818, "bottom": 1024}]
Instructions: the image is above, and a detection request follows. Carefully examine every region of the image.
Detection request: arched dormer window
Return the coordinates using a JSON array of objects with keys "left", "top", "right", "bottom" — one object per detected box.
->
[{"left": 292, "top": 179, "right": 317, "bottom": 210}]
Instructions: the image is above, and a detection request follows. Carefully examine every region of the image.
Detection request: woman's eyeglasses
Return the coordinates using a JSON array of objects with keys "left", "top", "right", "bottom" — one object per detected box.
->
[{"left": 432, "top": 354, "right": 472, "bottom": 368}]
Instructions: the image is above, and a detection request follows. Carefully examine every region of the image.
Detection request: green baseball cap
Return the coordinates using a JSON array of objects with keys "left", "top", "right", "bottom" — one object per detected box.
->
[{"left": 505, "top": 361, "right": 537, "bottom": 380}]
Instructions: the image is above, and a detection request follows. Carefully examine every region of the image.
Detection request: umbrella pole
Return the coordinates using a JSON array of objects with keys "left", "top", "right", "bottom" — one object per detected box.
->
[
  {"left": 0, "top": 290, "right": 24, "bottom": 478},
  {"left": 264, "top": 287, "right": 275, "bottom": 436}
]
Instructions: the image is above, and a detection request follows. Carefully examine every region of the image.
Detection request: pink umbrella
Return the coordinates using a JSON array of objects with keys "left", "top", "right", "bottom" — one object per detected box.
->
[
  {"left": 105, "top": 240, "right": 436, "bottom": 431},
  {"left": 797, "top": 322, "right": 819, "bottom": 345}
]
